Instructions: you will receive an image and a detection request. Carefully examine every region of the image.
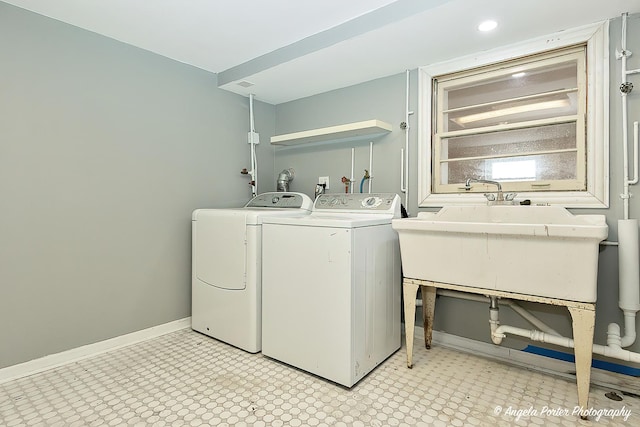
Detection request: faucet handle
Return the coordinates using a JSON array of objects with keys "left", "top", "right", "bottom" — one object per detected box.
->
[
  {"left": 483, "top": 193, "right": 496, "bottom": 201},
  {"left": 505, "top": 193, "right": 517, "bottom": 201}
]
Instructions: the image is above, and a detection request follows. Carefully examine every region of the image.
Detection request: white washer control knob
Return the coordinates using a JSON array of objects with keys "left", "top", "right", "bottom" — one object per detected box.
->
[{"left": 362, "top": 196, "right": 382, "bottom": 208}]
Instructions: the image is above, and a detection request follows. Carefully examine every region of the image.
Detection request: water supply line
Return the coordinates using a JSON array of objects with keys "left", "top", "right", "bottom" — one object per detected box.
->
[
  {"left": 368, "top": 141, "right": 373, "bottom": 193},
  {"left": 360, "top": 170, "right": 370, "bottom": 193},
  {"left": 400, "top": 69, "right": 414, "bottom": 214},
  {"left": 350, "top": 148, "right": 355, "bottom": 193},
  {"left": 357, "top": 142, "right": 375, "bottom": 193},
  {"left": 341, "top": 176, "right": 351, "bottom": 193}
]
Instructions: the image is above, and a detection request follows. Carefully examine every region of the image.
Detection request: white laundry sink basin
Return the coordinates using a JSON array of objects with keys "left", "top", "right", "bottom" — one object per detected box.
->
[{"left": 392, "top": 205, "right": 608, "bottom": 302}]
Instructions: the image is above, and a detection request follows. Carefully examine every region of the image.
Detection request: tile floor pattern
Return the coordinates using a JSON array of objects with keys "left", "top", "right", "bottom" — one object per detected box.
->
[{"left": 1, "top": 328, "right": 639, "bottom": 426}]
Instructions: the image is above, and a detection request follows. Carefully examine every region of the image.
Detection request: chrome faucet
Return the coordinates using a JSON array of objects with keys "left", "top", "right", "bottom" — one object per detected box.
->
[{"left": 465, "top": 178, "right": 504, "bottom": 202}]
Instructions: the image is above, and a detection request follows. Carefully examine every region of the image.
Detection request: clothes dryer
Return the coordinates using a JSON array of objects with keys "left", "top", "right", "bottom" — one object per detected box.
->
[
  {"left": 192, "top": 192, "right": 313, "bottom": 353},
  {"left": 261, "top": 193, "right": 401, "bottom": 386}
]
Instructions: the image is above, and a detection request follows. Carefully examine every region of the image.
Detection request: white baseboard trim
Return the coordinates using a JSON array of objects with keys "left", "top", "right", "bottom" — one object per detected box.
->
[
  {"left": 416, "top": 327, "right": 640, "bottom": 395},
  {"left": 0, "top": 317, "right": 191, "bottom": 385}
]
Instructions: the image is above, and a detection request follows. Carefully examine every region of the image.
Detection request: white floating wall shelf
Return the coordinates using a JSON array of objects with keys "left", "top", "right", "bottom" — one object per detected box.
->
[{"left": 270, "top": 120, "right": 392, "bottom": 146}]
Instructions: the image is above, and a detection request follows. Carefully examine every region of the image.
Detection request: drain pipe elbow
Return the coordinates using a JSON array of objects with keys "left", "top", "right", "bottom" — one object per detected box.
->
[
  {"left": 490, "top": 308, "right": 502, "bottom": 344},
  {"left": 493, "top": 325, "right": 526, "bottom": 344},
  {"left": 621, "top": 310, "right": 637, "bottom": 348}
]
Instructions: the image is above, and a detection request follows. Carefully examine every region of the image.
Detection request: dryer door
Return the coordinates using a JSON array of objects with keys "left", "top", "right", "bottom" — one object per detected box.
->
[{"left": 194, "top": 212, "right": 247, "bottom": 290}]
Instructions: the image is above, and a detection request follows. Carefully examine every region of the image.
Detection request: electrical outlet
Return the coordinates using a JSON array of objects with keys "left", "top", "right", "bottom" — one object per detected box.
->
[{"left": 318, "top": 176, "right": 330, "bottom": 189}]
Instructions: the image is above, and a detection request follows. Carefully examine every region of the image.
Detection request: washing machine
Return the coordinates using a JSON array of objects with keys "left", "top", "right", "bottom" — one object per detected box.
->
[
  {"left": 191, "top": 192, "right": 313, "bottom": 353},
  {"left": 261, "top": 193, "right": 402, "bottom": 387}
]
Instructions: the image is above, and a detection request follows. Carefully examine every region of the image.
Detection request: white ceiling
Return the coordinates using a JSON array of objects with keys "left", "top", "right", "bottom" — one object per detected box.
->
[{"left": 3, "top": 0, "right": 640, "bottom": 104}]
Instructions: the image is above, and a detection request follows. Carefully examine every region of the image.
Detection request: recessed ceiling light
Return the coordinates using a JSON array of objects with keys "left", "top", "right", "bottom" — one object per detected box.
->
[{"left": 478, "top": 20, "right": 498, "bottom": 32}]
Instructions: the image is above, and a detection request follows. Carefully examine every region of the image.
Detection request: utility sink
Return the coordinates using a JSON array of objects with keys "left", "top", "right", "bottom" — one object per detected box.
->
[{"left": 392, "top": 205, "right": 608, "bottom": 302}]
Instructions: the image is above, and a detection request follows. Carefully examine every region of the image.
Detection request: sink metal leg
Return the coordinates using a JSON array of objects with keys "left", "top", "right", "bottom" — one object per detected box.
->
[
  {"left": 421, "top": 285, "right": 437, "bottom": 349},
  {"left": 403, "top": 281, "right": 420, "bottom": 368},
  {"left": 568, "top": 305, "right": 596, "bottom": 420}
]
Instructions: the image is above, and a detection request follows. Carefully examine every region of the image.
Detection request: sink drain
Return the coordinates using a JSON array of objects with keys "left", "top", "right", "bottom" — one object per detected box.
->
[{"left": 605, "top": 391, "right": 623, "bottom": 401}]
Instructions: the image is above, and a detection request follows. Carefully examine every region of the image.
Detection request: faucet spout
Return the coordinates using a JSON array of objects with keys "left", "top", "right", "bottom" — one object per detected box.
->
[{"left": 465, "top": 178, "right": 504, "bottom": 202}]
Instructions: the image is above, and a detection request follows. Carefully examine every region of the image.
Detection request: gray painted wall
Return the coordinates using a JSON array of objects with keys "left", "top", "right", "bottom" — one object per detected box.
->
[
  {"left": 273, "top": 14, "right": 640, "bottom": 368},
  {"left": 0, "top": 3, "right": 275, "bottom": 369}
]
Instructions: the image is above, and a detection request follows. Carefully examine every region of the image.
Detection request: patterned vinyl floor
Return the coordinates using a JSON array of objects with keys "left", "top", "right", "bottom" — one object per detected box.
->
[{"left": 1, "top": 328, "right": 638, "bottom": 426}]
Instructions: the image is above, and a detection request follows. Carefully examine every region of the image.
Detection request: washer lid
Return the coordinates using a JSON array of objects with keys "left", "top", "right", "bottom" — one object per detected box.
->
[
  {"left": 193, "top": 208, "right": 256, "bottom": 224},
  {"left": 192, "top": 206, "right": 311, "bottom": 225},
  {"left": 262, "top": 213, "right": 395, "bottom": 228}
]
